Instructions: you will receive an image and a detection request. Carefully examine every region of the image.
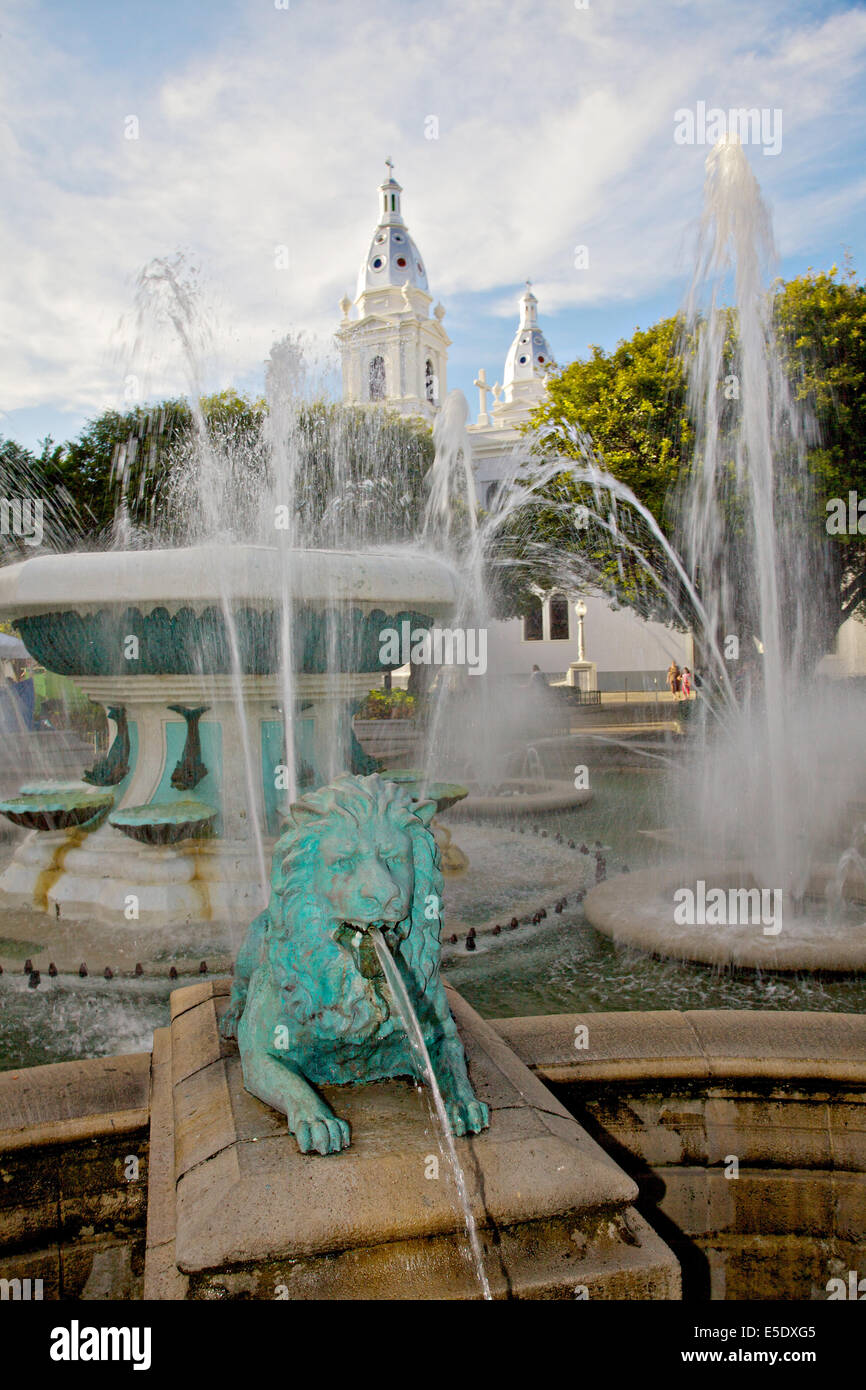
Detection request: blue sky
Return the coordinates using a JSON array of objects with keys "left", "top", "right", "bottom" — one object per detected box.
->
[{"left": 2, "top": 0, "right": 866, "bottom": 449}]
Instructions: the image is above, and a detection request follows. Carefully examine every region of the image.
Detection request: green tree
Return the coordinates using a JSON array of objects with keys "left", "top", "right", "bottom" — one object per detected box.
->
[
  {"left": 533, "top": 316, "right": 691, "bottom": 526},
  {"left": 507, "top": 317, "right": 693, "bottom": 626},
  {"left": 773, "top": 263, "right": 866, "bottom": 627},
  {"left": 1, "top": 392, "right": 435, "bottom": 552},
  {"left": 523, "top": 271, "right": 866, "bottom": 642},
  {"left": 289, "top": 401, "right": 434, "bottom": 547},
  {"left": 52, "top": 391, "right": 268, "bottom": 542},
  {"left": 0, "top": 434, "right": 81, "bottom": 558}
]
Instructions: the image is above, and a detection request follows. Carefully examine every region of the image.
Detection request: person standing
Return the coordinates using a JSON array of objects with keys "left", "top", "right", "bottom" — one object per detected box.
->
[
  {"left": 667, "top": 661, "right": 681, "bottom": 698},
  {"left": 681, "top": 667, "right": 692, "bottom": 699},
  {"left": 9, "top": 658, "right": 35, "bottom": 729}
]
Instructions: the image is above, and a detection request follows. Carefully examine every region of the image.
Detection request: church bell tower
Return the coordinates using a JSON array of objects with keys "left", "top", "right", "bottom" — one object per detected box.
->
[{"left": 337, "top": 160, "right": 449, "bottom": 421}]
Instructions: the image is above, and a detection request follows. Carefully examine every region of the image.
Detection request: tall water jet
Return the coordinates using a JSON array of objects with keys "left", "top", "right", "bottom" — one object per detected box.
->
[
  {"left": 678, "top": 136, "right": 829, "bottom": 900},
  {"left": 583, "top": 138, "right": 866, "bottom": 969}
]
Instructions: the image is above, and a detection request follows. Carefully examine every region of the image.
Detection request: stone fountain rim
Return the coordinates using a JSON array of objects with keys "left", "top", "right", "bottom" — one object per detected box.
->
[
  {"left": 584, "top": 862, "right": 866, "bottom": 973},
  {"left": 0, "top": 543, "right": 458, "bottom": 616},
  {"left": 447, "top": 779, "right": 592, "bottom": 817}
]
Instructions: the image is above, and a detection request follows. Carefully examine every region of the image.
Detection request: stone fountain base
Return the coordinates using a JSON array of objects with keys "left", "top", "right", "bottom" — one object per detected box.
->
[
  {"left": 585, "top": 863, "right": 866, "bottom": 972},
  {"left": 0, "top": 823, "right": 266, "bottom": 928},
  {"left": 0, "top": 667, "right": 387, "bottom": 930},
  {"left": 0, "top": 821, "right": 596, "bottom": 979},
  {"left": 145, "top": 979, "right": 680, "bottom": 1300}
]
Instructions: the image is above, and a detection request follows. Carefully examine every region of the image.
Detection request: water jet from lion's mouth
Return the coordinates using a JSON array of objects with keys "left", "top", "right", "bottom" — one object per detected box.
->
[
  {"left": 337, "top": 919, "right": 405, "bottom": 976},
  {"left": 371, "top": 927, "right": 492, "bottom": 1300}
]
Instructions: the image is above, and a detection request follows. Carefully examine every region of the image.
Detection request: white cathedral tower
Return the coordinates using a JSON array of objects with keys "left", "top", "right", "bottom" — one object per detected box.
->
[
  {"left": 337, "top": 160, "right": 449, "bottom": 420},
  {"left": 468, "top": 282, "right": 556, "bottom": 507},
  {"left": 333, "top": 174, "right": 692, "bottom": 688}
]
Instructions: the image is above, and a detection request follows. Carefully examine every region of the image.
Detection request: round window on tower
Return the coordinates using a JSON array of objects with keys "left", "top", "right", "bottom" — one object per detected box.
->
[
  {"left": 519, "top": 356, "right": 528, "bottom": 365},
  {"left": 538, "top": 355, "right": 545, "bottom": 364},
  {"left": 371, "top": 256, "right": 386, "bottom": 271},
  {"left": 393, "top": 233, "right": 404, "bottom": 243},
  {"left": 396, "top": 256, "right": 407, "bottom": 268},
  {"left": 417, "top": 262, "right": 423, "bottom": 274},
  {"left": 375, "top": 233, "right": 386, "bottom": 244}
]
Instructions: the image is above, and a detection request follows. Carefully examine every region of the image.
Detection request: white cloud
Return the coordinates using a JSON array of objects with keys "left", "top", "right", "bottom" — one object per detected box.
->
[{"left": 1, "top": 0, "right": 865, "bottom": 424}]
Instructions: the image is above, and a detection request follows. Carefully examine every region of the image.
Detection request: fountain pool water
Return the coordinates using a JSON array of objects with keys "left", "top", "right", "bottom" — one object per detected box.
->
[{"left": 5, "top": 772, "right": 866, "bottom": 1074}]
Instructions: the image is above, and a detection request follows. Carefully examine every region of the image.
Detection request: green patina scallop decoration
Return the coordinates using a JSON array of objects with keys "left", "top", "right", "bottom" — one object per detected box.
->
[
  {"left": 15, "top": 607, "right": 436, "bottom": 677},
  {"left": 382, "top": 770, "right": 469, "bottom": 815},
  {"left": 109, "top": 799, "right": 217, "bottom": 845},
  {"left": 0, "top": 789, "right": 115, "bottom": 832}
]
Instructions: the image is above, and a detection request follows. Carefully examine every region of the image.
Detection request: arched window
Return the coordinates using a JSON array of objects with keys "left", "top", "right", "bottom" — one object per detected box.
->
[
  {"left": 549, "top": 594, "right": 570, "bottom": 641},
  {"left": 425, "top": 358, "right": 436, "bottom": 404},
  {"left": 522, "top": 598, "right": 543, "bottom": 642},
  {"left": 369, "top": 355, "right": 386, "bottom": 401}
]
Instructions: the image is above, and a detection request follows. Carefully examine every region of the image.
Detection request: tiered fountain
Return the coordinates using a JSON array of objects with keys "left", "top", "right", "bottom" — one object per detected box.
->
[{"left": 0, "top": 544, "right": 455, "bottom": 929}]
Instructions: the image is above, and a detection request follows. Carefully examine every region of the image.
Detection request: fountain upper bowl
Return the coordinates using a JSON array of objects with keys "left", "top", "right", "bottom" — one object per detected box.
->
[
  {"left": 0, "top": 545, "right": 458, "bottom": 678},
  {"left": 0, "top": 544, "right": 458, "bottom": 616}
]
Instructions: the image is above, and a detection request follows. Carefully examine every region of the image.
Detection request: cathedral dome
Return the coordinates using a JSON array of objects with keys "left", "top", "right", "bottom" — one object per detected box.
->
[
  {"left": 503, "top": 283, "right": 554, "bottom": 394},
  {"left": 356, "top": 160, "right": 429, "bottom": 299}
]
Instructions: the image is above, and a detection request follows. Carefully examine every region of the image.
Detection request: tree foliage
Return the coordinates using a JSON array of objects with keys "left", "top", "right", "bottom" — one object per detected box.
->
[
  {"left": 532, "top": 316, "right": 691, "bottom": 530},
  {"left": 773, "top": 263, "right": 866, "bottom": 624},
  {"left": 500, "top": 318, "right": 694, "bottom": 626},
  {"left": 525, "top": 269, "right": 866, "bottom": 639},
  {"left": 1, "top": 393, "right": 435, "bottom": 552}
]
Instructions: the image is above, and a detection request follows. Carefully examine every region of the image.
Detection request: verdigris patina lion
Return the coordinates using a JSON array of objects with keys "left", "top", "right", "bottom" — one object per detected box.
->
[{"left": 220, "top": 772, "right": 489, "bottom": 1155}]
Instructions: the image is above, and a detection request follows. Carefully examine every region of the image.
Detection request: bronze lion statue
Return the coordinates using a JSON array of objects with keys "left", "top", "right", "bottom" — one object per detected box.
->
[{"left": 220, "top": 772, "right": 489, "bottom": 1155}]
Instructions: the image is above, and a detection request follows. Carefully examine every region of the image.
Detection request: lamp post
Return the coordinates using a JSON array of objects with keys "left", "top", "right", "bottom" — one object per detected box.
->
[{"left": 574, "top": 600, "right": 587, "bottom": 663}]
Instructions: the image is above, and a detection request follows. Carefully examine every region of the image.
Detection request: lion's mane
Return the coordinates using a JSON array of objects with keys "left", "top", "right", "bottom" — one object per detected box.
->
[{"left": 264, "top": 774, "right": 444, "bottom": 1043}]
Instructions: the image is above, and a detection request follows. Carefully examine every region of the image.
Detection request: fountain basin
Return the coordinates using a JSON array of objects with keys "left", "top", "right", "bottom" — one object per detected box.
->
[
  {"left": 448, "top": 778, "right": 592, "bottom": 817},
  {"left": 381, "top": 769, "right": 468, "bottom": 814},
  {"left": 0, "top": 544, "right": 456, "bottom": 676},
  {"left": 142, "top": 980, "right": 678, "bottom": 1300},
  {"left": 110, "top": 800, "right": 217, "bottom": 846},
  {"left": 0, "top": 789, "right": 114, "bottom": 832},
  {"left": 584, "top": 863, "right": 866, "bottom": 973},
  {"left": 0, "top": 544, "right": 457, "bottom": 617}
]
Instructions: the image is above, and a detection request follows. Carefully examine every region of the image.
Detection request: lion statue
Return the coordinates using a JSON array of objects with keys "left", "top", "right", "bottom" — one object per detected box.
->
[{"left": 220, "top": 772, "right": 489, "bottom": 1156}]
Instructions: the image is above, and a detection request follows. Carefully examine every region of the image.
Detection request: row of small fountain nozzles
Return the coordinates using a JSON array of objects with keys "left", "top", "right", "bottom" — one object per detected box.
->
[{"left": 4, "top": 959, "right": 213, "bottom": 988}]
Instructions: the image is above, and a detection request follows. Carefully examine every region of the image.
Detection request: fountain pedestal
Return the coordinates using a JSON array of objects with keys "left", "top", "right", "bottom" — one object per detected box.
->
[
  {"left": 0, "top": 671, "right": 378, "bottom": 929},
  {"left": 145, "top": 978, "right": 680, "bottom": 1300}
]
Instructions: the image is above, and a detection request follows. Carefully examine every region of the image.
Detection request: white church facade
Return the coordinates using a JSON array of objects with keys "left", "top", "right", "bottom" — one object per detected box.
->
[{"left": 337, "top": 164, "right": 692, "bottom": 691}]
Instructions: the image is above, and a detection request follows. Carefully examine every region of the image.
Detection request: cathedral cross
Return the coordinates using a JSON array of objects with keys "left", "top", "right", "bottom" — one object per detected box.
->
[{"left": 473, "top": 368, "right": 493, "bottom": 426}]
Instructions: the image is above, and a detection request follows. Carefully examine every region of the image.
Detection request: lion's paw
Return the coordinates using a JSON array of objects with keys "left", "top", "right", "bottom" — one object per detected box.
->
[
  {"left": 291, "top": 1107, "right": 351, "bottom": 1156},
  {"left": 446, "top": 1099, "right": 489, "bottom": 1137},
  {"left": 218, "top": 1000, "right": 243, "bottom": 1041}
]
